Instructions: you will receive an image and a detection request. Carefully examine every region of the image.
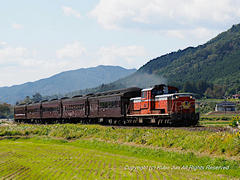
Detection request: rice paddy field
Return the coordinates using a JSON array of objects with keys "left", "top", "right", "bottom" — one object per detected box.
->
[
  {"left": 0, "top": 123, "right": 239, "bottom": 179},
  {"left": 199, "top": 120, "right": 231, "bottom": 127},
  {"left": 199, "top": 113, "right": 240, "bottom": 127}
]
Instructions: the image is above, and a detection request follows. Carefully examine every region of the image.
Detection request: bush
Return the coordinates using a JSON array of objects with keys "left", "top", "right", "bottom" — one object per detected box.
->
[{"left": 229, "top": 116, "right": 240, "bottom": 127}]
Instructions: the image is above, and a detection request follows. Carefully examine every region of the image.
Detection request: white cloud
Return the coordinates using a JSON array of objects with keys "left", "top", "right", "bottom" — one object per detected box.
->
[
  {"left": 97, "top": 45, "right": 147, "bottom": 68},
  {"left": 166, "top": 27, "right": 218, "bottom": 40},
  {"left": 12, "top": 23, "right": 23, "bottom": 29},
  {"left": 0, "top": 44, "right": 29, "bottom": 63},
  {"left": 56, "top": 42, "right": 86, "bottom": 59},
  {"left": 0, "top": 58, "right": 71, "bottom": 87},
  {"left": 0, "top": 41, "right": 7, "bottom": 47},
  {"left": 0, "top": 43, "right": 51, "bottom": 70},
  {"left": 0, "top": 43, "right": 72, "bottom": 86},
  {"left": 62, "top": 6, "right": 81, "bottom": 19},
  {"left": 166, "top": 30, "right": 185, "bottom": 39},
  {"left": 0, "top": 42, "right": 148, "bottom": 86},
  {"left": 56, "top": 42, "right": 147, "bottom": 68},
  {"left": 90, "top": 0, "right": 240, "bottom": 38}
]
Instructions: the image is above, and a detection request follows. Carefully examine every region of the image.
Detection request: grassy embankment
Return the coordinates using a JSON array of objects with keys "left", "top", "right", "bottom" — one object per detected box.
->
[{"left": 0, "top": 124, "right": 239, "bottom": 179}]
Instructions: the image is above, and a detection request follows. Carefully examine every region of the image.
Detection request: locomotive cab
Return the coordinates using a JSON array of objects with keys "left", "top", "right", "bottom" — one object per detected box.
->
[
  {"left": 130, "top": 84, "right": 179, "bottom": 114},
  {"left": 129, "top": 84, "right": 199, "bottom": 126}
]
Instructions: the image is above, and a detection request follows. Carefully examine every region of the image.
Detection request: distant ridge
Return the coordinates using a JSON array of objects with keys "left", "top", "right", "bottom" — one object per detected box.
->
[{"left": 0, "top": 65, "right": 136, "bottom": 104}]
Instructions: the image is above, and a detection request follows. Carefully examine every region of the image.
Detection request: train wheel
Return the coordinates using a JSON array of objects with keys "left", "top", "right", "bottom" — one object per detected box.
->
[
  {"left": 116, "top": 119, "right": 123, "bottom": 126},
  {"left": 108, "top": 119, "right": 113, "bottom": 125},
  {"left": 123, "top": 120, "right": 127, "bottom": 126}
]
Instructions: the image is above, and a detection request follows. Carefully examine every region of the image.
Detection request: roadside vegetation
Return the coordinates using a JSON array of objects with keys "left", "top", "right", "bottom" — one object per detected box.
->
[
  {"left": 0, "top": 124, "right": 239, "bottom": 158},
  {"left": 229, "top": 116, "right": 240, "bottom": 127}
]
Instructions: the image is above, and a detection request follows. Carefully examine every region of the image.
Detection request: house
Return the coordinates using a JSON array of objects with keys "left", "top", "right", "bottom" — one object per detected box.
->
[{"left": 215, "top": 101, "right": 236, "bottom": 112}]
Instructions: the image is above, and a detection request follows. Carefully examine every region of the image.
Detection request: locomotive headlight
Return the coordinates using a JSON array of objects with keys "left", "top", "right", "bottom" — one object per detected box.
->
[
  {"left": 175, "top": 96, "right": 179, "bottom": 99},
  {"left": 190, "top": 96, "right": 193, "bottom": 99}
]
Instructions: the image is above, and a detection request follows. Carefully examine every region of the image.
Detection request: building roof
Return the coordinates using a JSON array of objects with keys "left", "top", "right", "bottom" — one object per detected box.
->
[
  {"left": 216, "top": 101, "right": 236, "bottom": 106},
  {"left": 141, "top": 87, "right": 154, "bottom": 91},
  {"left": 233, "top": 94, "right": 240, "bottom": 97},
  {"left": 155, "top": 93, "right": 194, "bottom": 98}
]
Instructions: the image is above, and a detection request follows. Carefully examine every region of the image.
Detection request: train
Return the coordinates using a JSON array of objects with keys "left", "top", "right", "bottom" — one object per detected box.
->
[{"left": 14, "top": 84, "right": 199, "bottom": 126}]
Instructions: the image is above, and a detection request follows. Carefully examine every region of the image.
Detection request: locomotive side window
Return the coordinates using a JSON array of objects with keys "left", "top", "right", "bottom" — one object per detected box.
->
[
  {"left": 168, "top": 88, "right": 178, "bottom": 94},
  {"left": 141, "top": 92, "right": 147, "bottom": 98}
]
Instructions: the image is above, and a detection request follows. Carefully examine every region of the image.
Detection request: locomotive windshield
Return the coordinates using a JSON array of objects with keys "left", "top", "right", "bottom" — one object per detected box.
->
[
  {"left": 152, "top": 89, "right": 163, "bottom": 96},
  {"left": 168, "top": 88, "right": 178, "bottom": 94},
  {"left": 151, "top": 85, "right": 179, "bottom": 96}
]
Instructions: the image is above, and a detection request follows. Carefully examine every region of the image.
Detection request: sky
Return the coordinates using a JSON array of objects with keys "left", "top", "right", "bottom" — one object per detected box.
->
[{"left": 0, "top": 0, "right": 240, "bottom": 87}]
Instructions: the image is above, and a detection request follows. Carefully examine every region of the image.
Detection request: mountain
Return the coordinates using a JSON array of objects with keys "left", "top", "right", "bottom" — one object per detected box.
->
[
  {"left": 67, "top": 24, "right": 240, "bottom": 98},
  {"left": 0, "top": 65, "right": 136, "bottom": 104},
  {"left": 136, "top": 24, "right": 240, "bottom": 95},
  {"left": 139, "top": 24, "right": 240, "bottom": 86}
]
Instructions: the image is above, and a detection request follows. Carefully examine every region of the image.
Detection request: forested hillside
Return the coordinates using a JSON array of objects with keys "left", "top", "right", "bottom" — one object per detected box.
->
[{"left": 138, "top": 24, "right": 240, "bottom": 96}]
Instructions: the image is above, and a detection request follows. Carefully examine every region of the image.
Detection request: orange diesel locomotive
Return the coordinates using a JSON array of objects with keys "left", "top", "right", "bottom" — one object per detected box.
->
[{"left": 128, "top": 85, "right": 199, "bottom": 126}]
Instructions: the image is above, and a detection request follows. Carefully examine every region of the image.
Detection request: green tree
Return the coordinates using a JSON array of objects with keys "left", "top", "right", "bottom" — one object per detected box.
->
[
  {"left": 204, "top": 85, "right": 226, "bottom": 98},
  {"left": 0, "top": 103, "right": 12, "bottom": 119},
  {"left": 32, "top": 93, "right": 43, "bottom": 102},
  {"left": 23, "top": 96, "right": 31, "bottom": 104}
]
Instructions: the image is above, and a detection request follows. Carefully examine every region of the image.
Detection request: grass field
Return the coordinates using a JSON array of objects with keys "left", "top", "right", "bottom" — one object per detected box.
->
[
  {"left": 199, "top": 114, "right": 239, "bottom": 127},
  {"left": 199, "top": 121, "right": 231, "bottom": 127},
  {"left": 0, "top": 124, "right": 239, "bottom": 179},
  {"left": 201, "top": 114, "right": 240, "bottom": 119},
  {"left": 0, "top": 137, "right": 239, "bottom": 180}
]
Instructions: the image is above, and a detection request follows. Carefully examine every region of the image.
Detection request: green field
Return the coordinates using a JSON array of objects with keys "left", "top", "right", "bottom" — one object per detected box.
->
[
  {"left": 0, "top": 138, "right": 239, "bottom": 180},
  {"left": 199, "top": 121, "right": 231, "bottom": 127},
  {"left": 0, "top": 124, "right": 239, "bottom": 179},
  {"left": 199, "top": 113, "right": 239, "bottom": 127}
]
